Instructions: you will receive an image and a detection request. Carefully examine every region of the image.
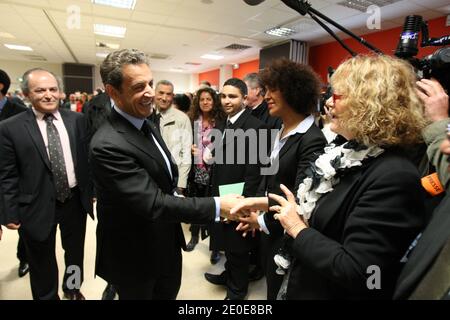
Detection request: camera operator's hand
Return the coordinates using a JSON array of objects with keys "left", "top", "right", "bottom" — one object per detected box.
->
[{"left": 416, "top": 78, "right": 449, "bottom": 122}]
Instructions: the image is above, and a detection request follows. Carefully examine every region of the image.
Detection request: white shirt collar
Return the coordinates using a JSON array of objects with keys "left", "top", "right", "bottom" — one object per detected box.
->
[
  {"left": 227, "top": 108, "right": 245, "bottom": 124},
  {"left": 277, "top": 114, "right": 315, "bottom": 142}
]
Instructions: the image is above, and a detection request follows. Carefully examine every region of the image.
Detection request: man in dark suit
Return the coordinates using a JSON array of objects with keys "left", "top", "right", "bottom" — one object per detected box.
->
[
  {"left": 205, "top": 78, "right": 268, "bottom": 300},
  {"left": 90, "top": 49, "right": 240, "bottom": 300},
  {"left": 0, "top": 69, "right": 30, "bottom": 278},
  {"left": 394, "top": 137, "right": 450, "bottom": 300},
  {"left": 243, "top": 72, "right": 282, "bottom": 131},
  {"left": 0, "top": 68, "right": 93, "bottom": 300}
]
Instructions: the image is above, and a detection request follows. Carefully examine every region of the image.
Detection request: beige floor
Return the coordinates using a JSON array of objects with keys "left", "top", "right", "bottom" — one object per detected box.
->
[{"left": 0, "top": 207, "right": 266, "bottom": 300}]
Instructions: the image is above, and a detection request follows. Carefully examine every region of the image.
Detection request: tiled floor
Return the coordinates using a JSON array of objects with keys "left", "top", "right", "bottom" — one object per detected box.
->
[{"left": 0, "top": 209, "right": 266, "bottom": 300}]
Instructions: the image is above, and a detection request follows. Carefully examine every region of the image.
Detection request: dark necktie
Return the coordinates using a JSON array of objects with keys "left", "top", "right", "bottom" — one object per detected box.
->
[{"left": 44, "top": 114, "right": 71, "bottom": 202}]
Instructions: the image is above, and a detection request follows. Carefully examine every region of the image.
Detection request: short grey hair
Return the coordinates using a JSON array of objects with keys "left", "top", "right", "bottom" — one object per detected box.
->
[
  {"left": 21, "top": 68, "right": 60, "bottom": 95},
  {"left": 156, "top": 79, "right": 174, "bottom": 92},
  {"left": 100, "top": 49, "right": 150, "bottom": 90},
  {"left": 243, "top": 72, "right": 265, "bottom": 97}
]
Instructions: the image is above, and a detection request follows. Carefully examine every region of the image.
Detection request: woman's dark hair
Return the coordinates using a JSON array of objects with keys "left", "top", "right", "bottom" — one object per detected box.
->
[
  {"left": 173, "top": 93, "right": 191, "bottom": 113},
  {"left": 189, "top": 86, "right": 225, "bottom": 122},
  {"left": 260, "top": 58, "right": 322, "bottom": 115}
]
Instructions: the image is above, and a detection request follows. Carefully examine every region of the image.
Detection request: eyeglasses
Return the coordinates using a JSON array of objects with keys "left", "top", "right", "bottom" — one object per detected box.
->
[{"left": 332, "top": 93, "right": 343, "bottom": 103}]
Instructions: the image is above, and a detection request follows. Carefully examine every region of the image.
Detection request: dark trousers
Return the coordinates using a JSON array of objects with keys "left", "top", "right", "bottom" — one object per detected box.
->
[
  {"left": 188, "top": 183, "right": 208, "bottom": 239},
  {"left": 224, "top": 250, "right": 250, "bottom": 300},
  {"left": 261, "top": 233, "right": 284, "bottom": 300},
  {"left": 17, "top": 234, "right": 27, "bottom": 263},
  {"left": 117, "top": 248, "right": 182, "bottom": 300},
  {"left": 19, "top": 191, "right": 87, "bottom": 300}
]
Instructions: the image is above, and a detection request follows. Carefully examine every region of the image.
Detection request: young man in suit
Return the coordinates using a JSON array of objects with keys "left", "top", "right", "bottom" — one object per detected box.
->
[
  {"left": 0, "top": 68, "right": 93, "bottom": 300},
  {"left": 90, "top": 49, "right": 241, "bottom": 300},
  {"left": 205, "top": 78, "right": 268, "bottom": 300},
  {"left": 0, "top": 69, "right": 30, "bottom": 278}
]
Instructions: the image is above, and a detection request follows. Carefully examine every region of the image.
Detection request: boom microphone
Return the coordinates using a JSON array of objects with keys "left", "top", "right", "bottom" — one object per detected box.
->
[
  {"left": 395, "top": 15, "right": 423, "bottom": 58},
  {"left": 243, "top": 0, "right": 266, "bottom": 6}
]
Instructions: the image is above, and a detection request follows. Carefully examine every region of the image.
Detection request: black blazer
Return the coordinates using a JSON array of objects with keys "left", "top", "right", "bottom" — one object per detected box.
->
[
  {"left": 0, "top": 109, "right": 93, "bottom": 241},
  {"left": 83, "top": 92, "right": 112, "bottom": 138},
  {"left": 394, "top": 193, "right": 450, "bottom": 299},
  {"left": 260, "top": 124, "right": 327, "bottom": 237},
  {"left": 0, "top": 98, "right": 27, "bottom": 121},
  {"left": 0, "top": 99, "right": 28, "bottom": 221},
  {"left": 250, "top": 100, "right": 282, "bottom": 130},
  {"left": 90, "top": 109, "right": 216, "bottom": 284},
  {"left": 285, "top": 150, "right": 425, "bottom": 299},
  {"left": 209, "top": 109, "right": 268, "bottom": 252}
]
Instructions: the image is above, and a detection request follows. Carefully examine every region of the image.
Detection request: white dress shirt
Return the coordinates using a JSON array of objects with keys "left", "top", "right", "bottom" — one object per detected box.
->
[
  {"left": 258, "top": 114, "right": 315, "bottom": 234},
  {"left": 32, "top": 108, "right": 77, "bottom": 188}
]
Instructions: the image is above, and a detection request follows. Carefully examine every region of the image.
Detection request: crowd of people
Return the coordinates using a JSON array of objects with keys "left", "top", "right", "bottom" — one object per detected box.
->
[{"left": 0, "top": 48, "right": 449, "bottom": 300}]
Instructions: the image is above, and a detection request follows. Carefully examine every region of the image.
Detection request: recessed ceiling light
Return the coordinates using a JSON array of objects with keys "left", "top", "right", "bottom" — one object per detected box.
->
[
  {"left": 94, "top": 24, "right": 126, "bottom": 38},
  {"left": 0, "top": 32, "right": 15, "bottom": 39},
  {"left": 264, "top": 27, "right": 296, "bottom": 37},
  {"left": 4, "top": 44, "right": 33, "bottom": 51},
  {"left": 96, "top": 41, "right": 120, "bottom": 49},
  {"left": 91, "top": 0, "right": 136, "bottom": 10},
  {"left": 201, "top": 54, "right": 224, "bottom": 60}
]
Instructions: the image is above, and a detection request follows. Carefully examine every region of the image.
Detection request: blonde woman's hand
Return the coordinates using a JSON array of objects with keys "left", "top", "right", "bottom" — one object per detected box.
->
[{"left": 268, "top": 184, "right": 307, "bottom": 238}]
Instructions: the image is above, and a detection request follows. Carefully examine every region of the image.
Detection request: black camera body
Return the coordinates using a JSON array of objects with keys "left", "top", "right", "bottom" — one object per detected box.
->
[{"left": 395, "top": 15, "right": 450, "bottom": 90}]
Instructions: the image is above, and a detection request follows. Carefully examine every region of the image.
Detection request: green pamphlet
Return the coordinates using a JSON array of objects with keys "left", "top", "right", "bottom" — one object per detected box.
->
[{"left": 219, "top": 182, "right": 245, "bottom": 196}]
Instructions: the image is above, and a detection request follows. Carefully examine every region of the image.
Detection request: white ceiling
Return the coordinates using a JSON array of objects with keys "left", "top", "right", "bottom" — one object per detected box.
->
[{"left": 0, "top": 0, "right": 448, "bottom": 73}]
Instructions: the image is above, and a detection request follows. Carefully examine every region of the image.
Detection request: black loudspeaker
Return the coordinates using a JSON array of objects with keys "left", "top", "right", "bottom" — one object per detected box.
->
[
  {"left": 259, "top": 40, "right": 308, "bottom": 69},
  {"left": 259, "top": 42, "right": 291, "bottom": 70},
  {"left": 62, "top": 63, "right": 94, "bottom": 94}
]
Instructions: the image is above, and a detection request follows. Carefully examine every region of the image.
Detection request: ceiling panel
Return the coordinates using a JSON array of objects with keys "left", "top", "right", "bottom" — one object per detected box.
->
[{"left": 0, "top": 0, "right": 447, "bottom": 73}]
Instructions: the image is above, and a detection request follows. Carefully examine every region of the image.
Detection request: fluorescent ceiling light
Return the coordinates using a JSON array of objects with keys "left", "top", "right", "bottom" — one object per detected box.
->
[
  {"left": 94, "top": 24, "right": 126, "bottom": 38},
  {"left": 4, "top": 44, "right": 33, "bottom": 51},
  {"left": 91, "top": 0, "right": 136, "bottom": 10},
  {"left": 265, "top": 27, "right": 296, "bottom": 37},
  {"left": 201, "top": 54, "right": 224, "bottom": 60},
  {"left": 96, "top": 52, "right": 109, "bottom": 58},
  {"left": 170, "top": 68, "right": 184, "bottom": 73},
  {"left": 0, "top": 32, "right": 15, "bottom": 39}
]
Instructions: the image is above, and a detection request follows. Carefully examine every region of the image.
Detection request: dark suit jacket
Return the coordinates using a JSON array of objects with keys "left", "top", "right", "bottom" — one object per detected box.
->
[
  {"left": 250, "top": 100, "right": 282, "bottom": 130},
  {"left": 0, "top": 98, "right": 28, "bottom": 121},
  {"left": 0, "top": 99, "right": 28, "bottom": 221},
  {"left": 285, "top": 150, "right": 425, "bottom": 299},
  {"left": 90, "top": 109, "right": 216, "bottom": 284},
  {"left": 0, "top": 109, "right": 93, "bottom": 241},
  {"left": 209, "top": 109, "right": 268, "bottom": 252},
  {"left": 394, "top": 193, "right": 450, "bottom": 300},
  {"left": 83, "top": 92, "right": 112, "bottom": 138}
]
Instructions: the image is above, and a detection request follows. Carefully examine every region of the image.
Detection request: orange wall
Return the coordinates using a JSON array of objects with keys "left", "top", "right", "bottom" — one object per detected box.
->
[
  {"left": 309, "top": 16, "right": 450, "bottom": 82},
  {"left": 232, "top": 59, "right": 260, "bottom": 79},
  {"left": 198, "top": 69, "right": 220, "bottom": 87}
]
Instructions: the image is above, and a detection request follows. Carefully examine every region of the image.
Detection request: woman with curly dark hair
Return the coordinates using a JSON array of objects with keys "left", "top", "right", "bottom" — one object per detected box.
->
[
  {"left": 185, "top": 87, "right": 225, "bottom": 261},
  {"left": 235, "top": 58, "right": 328, "bottom": 299}
]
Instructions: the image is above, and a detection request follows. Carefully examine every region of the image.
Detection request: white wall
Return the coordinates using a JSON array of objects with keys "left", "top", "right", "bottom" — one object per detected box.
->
[
  {"left": 0, "top": 59, "right": 196, "bottom": 95},
  {"left": 152, "top": 71, "right": 193, "bottom": 94},
  {"left": 0, "top": 59, "right": 62, "bottom": 93}
]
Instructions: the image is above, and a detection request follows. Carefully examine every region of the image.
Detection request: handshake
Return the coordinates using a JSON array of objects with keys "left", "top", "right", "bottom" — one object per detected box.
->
[{"left": 218, "top": 194, "right": 270, "bottom": 236}]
